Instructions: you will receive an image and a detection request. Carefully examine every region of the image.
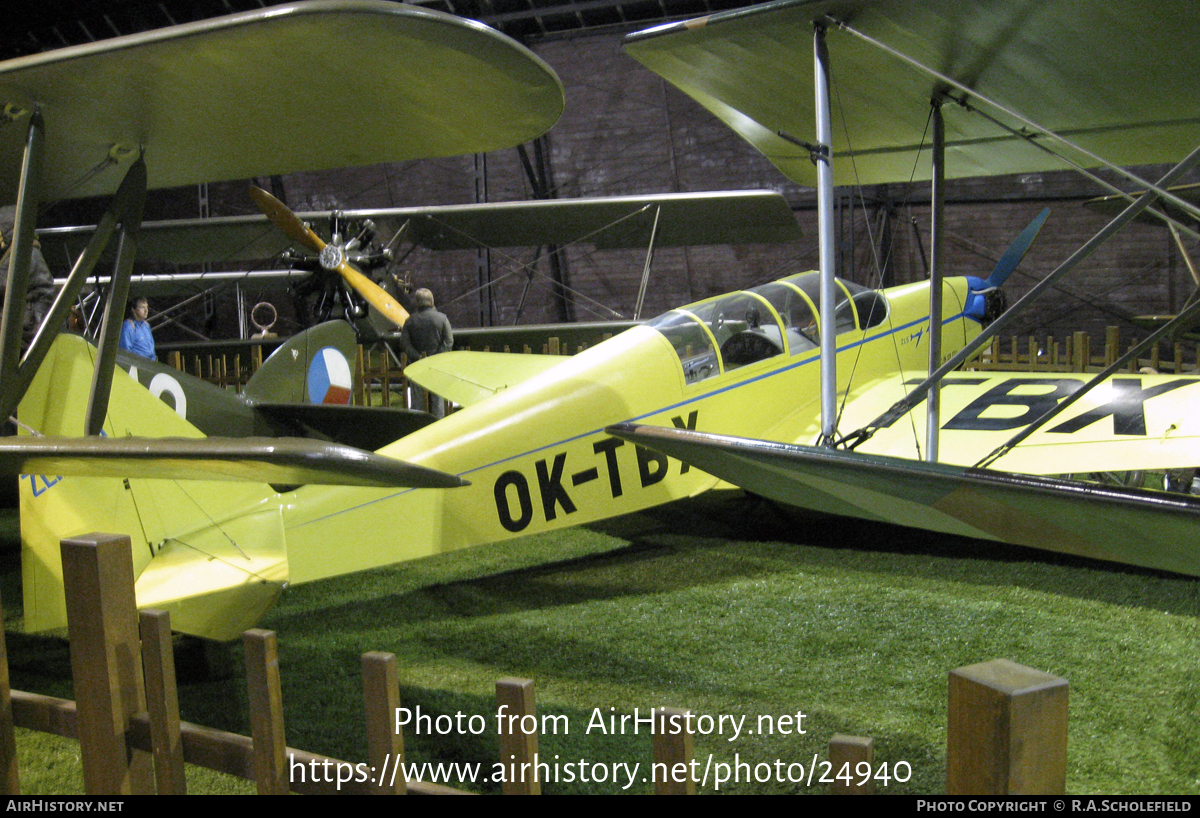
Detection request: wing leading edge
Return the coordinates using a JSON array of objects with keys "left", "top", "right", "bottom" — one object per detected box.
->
[
  {"left": 2, "top": 436, "right": 466, "bottom": 488},
  {"left": 608, "top": 423, "right": 1200, "bottom": 577},
  {"left": 0, "top": 0, "right": 565, "bottom": 201}
]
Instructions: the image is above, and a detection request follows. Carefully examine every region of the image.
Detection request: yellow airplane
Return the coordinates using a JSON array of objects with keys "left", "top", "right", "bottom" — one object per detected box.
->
[
  {"left": 17, "top": 264, "right": 994, "bottom": 639},
  {"left": 610, "top": 0, "right": 1200, "bottom": 577},
  {"left": 10, "top": 0, "right": 1200, "bottom": 642}
]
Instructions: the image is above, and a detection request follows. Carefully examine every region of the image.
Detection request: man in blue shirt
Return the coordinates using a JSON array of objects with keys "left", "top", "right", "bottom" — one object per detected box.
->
[{"left": 119, "top": 297, "right": 155, "bottom": 360}]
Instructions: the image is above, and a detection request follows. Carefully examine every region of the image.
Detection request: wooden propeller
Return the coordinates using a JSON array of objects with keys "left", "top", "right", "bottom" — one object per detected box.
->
[{"left": 249, "top": 186, "right": 409, "bottom": 328}]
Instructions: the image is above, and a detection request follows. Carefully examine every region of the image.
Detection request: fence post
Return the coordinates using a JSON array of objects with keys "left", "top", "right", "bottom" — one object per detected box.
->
[
  {"left": 829, "top": 734, "right": 874, "bottom": 794},
  {"left": 653, "top": 707, "right": 695, "bottom": 795},
  {"left": 1072, "top": 331, "right": 1088, "bottom": 371},
  {"left": 496, "top": 677, "right": 540, "bottom": 794},
  {"left": 139, "top": 610, "right": 186, "bottom": 794},
  {"left": 245, "top": 629, "right": 288, "bottom": 795},
  {"left": 362, "top": 652, "right": 406, "bottom": 794},
  {"left": 1104, "top": 326, "right": 1120, "bottom": 368},
  {"left": 60, "top": 533, "right": 154, "bottom": 794},
  {"left": 354, "top": 345, "right": 366, "bottom": 406},
  {"left": 947, "top": 658, "right": 1068, "bottom": 795},
  {"left": 0, "top": 590, "right": 17, "bottom": 794}
]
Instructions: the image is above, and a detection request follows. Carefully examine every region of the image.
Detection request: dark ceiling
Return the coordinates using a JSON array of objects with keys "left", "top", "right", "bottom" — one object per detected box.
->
[{"left": 2, "top": 0, "right": 758, "bottom": 60}]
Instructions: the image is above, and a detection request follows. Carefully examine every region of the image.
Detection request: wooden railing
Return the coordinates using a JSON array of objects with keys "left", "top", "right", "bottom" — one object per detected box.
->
[
  {"left": 970, "top": 327, "right": 1200, "bottom": 374},
  {"left": 0, "top": 533, "right": 1070, "bottom": 796},
  {"left": 0, "top": 534, "right": 698, "bottom": 795}
]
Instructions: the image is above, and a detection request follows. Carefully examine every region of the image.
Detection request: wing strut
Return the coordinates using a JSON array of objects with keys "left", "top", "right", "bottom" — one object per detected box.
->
[
  {"left": 925, "top": 98, "right": 945, "bottom": 462},
  {"left": 85, "top": 157, "right": 147, "bottom": 435},
  {"left": 843, "top": 143, "right": 1200, "bottom": 451},
  {"left": 814, "top": 22, "right": 838, "bottom": 445},
  {"left": 633, "top": 204, "right": 662, "bottom": 320},
  {"left": 0, "top": 155, "right": 148, "bottom": 424}
]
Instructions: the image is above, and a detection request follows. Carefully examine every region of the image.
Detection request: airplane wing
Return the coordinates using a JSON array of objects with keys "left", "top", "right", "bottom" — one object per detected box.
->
[
  {"left": 0, "top": 0, "right": 564, "bottom": 202},
  {"left": 36, "top": 190, "right": 802, "bottom": 268},
  {"left": 624, "top": 0, "right": 1200, "bottom": 186},
  {"left": 824, "top": 371, "right": 1200, "bottom": 475},
  {"left": 1, "top": 436, "right": 465, "bottom": 488},
  {"left": 404, "top": 351, "right": 568, "bottom": 407},
  {"left": 608, "top": 423, "right": 1200, "bottom": 578}
]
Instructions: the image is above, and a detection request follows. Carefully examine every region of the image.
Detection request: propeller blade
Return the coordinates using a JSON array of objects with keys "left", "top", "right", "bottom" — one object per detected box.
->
[
  {"left": 249, "top": 185, "right": 410, "bottom": 328},
  {"left": 335, "top": 260, "right": 409, "bottom": 327},
  {"left": 248, "top": 185, "right": 325, "bottom": 253},
  {"left": 985, "top": 207, "right": 1050, "bottom": 288}
]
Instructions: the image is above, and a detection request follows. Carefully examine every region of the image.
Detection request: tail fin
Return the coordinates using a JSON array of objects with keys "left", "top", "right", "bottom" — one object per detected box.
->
[
  {"left": 19, "top": 334, "right": 283, "bottom": 640},
  {"left": 242, "top": 320, "right": 357, "bottom": 405}
]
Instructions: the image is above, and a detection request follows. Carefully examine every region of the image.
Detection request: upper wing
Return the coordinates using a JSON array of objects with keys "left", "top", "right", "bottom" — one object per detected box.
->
[
  {"left": 829, "top": 371, "right": 1200, "bottom": 474},
  {"left": 404, "top": 351, "right": 568, "bottom": 407},
  {"left": 624, "top": 0, "right": 1200, "bottom": 186},
  {"left": 608, "top": 423, "right": 1200, "bottom": 578},
  {"left": 0, "top": 0, "right": 563, "bottom": 201},
  {"left": 37, "top": 190, "right": 802, "bottom": 267}
]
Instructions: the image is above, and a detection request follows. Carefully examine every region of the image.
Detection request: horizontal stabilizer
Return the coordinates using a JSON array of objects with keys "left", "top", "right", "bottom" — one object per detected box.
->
[
  {"left": 405, "top": 351, "right": 567, "bottom": 407},
  {"left": 2, "top": 436, "right": 466, "bottom": 488},
  {"left": 608, "top": 423, "right": 1200, "bottom": 578},
  {"left": 254, "top": 403, "right": 436, "bottom": 451}
]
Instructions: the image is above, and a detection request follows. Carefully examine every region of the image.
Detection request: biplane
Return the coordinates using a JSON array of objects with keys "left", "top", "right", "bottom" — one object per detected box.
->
[
  {"left": 39, "top": 187, "right": 801, "bottom": 335},
  {"left": 7, "top": 0, "right": 1200, "bottom": 641}
]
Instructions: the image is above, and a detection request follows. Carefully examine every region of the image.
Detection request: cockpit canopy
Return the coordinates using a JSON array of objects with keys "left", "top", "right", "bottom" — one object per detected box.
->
[{"left": 648, "top": 272, "right": 888, "bottom": 385}]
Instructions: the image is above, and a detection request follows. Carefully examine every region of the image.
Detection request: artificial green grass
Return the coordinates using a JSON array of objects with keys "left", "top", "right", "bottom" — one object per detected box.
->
[{"left": 3, "top": 492, "right": 1199, "bottom": 794}]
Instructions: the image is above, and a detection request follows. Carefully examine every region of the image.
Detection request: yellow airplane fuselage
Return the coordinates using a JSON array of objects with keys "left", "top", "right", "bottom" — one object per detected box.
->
[
  {"left": 18, "top": 273, "right": 980, "bottom": 639},
  {"left": 282, "top": 275, "right": 979, "bottom": 583}
]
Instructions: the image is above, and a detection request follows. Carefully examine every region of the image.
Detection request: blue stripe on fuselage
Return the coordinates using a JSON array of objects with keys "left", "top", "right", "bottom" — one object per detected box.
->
[{"left": 296, "top": 311, "right": 961, "bottom": 526}]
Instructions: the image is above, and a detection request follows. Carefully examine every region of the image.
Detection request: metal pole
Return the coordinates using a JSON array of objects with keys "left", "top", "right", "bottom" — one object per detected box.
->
[
  {"left": 85, "top": 227, "right": 136, "bottom": 436},
  {"left": 634, "top": 205, "right": 662, "bottom": 320},
  {"left": 925, "top": 100, "right": 945, "bottom": 462},
  {"left": 814, "top": 23, "right": 838, "bottom": 444}
]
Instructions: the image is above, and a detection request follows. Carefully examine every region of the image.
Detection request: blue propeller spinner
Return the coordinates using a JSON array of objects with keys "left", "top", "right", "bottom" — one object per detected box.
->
[{"left": 965, "top": 207, "right": 1050, "bottom": 322}]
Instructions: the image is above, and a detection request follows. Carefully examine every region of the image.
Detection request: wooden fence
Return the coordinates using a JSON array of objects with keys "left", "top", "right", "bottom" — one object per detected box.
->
[
  {"left": 970, "top": 327, "right": 1200, "bottom": 374},
  {"left": 0, "top": 533, "right": 1070, "bottom": 795},
  {"left": 0, "top": 534, "right": 696, "bottom": 795}
]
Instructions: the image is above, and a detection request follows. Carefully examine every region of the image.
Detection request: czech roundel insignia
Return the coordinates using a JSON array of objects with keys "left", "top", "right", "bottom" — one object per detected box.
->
[{"left": 307, "top": 347, "right": 352, "bottom": 404}]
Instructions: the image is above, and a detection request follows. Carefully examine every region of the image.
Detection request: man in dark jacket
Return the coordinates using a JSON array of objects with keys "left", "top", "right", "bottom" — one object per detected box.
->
[
  {"left": 0, "top": 205, "right": 55, "bottom": 350},
  {"left": 400, "top": 288, "right": 452, "bottom": 415}
]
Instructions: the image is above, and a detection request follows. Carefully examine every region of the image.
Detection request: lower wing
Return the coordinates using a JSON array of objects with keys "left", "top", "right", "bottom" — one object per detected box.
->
[{"left": 608, "top": 423, "right": 1200, "bottom": 577}]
